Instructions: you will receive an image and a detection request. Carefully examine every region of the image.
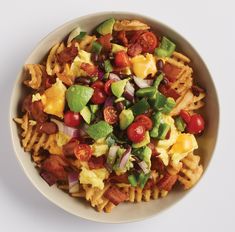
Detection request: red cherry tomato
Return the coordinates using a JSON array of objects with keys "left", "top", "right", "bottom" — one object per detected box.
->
[
  {"left": 91, "top": 80, "right": 104, "bottom": 90},
  {"left": 64, "top": 111, "right": 82, "bottom": 127},
  {"left": 104, "top": 79, "right": 115, "bottom": 95},
  {"left": 74, "top": 144, "right": 92, "bottom": 161},
  {"left": 187, "top": 114, "right": 205, "bottom": 134},
  {"left": 136, "top": 32, "right": 158, "bottom": 53},
  {"left": 91, "top": 89, "right": 106, "bottom": 104},
  {"left": 180, "top": 110, "right": 191, "bottom": 124},
  {"left": 114, "top": 51, "right": 130, "bottom": 68},
  {"left": 135, "top": 114, "right": 153, "bottom": 130},
  {"left": 127, "top": 122, "right": 146, "bottom": 143},
  {"left": 103, "top": 106, "right": 118, "bottom": 125}
]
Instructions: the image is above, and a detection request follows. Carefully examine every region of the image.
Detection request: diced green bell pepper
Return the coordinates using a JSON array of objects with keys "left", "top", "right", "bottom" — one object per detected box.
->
[
  {"left": 136, "top": 86, "right": 157, "bottom": 98},
  {"left": 91, "top": 41, "right": 102, "bottom": 54},
  {"left": 155, "top": 36, "right": 176, "bottom": 58},
  {"left": 138, "top": 172, "right": 151, "bottom": 189},
  {"left": 104, "top": 60, "right": 113, "bottom": 73},
  {"left": 74, "top": 31, "right": 87, "bottom": 41},
  {"left": 153, "top": 73, "right": 164, "bottom": 89},
  {"left": 131, "top": 98, "right": 150, "bottom": 115},
  {"left": 175, "top": 116, "right": 186, "bottom": 132},
  {"left": 128, "top": 174, "right": 138, "bottom": 187},
  {"left": 158, "top": 123, "right": 170, "bottom": 140}
]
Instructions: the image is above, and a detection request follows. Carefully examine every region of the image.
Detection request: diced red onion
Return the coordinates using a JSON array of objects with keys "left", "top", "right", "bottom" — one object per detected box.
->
[
  {"left": 123, "top": 81, "right": 135, "bottom": 101},
  {"left": 68, "top": 172, "right": 79, "bottom": 193},
  {"left": 138, "top": 161, "right": 149, "bottom": 174},
  {"left": 51, "top": 119, "right": 79, "bottom": 138},
  {"left": 119, "top": 145, "right": 132, "bottom": 169},
  {"left": 104, "top": 96, "right": 115, "bottom": 108},
  {"left": 109, "top": 73, "right": 121, "bottom": 81},
  {"left": 145, "top": 79, "right": 154, "bottom": 86},
  {"left": 40, "top": 171, "right": 57, "bottom": 186},
  {"left": 98, "top": 69, "right": 104, "bottom": 80},
  {"left": 133, "top": 76, "right": 151, "bottom": 88},
  {"left": 106, "top": 145, "right": 119, "bottom": 171}
]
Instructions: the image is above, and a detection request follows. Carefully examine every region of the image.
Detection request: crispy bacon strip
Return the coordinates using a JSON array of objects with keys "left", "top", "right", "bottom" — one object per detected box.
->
[
  {"left": 88, "top": 155, "right": 106, "bottom": 169},
  {"left": 157, "top": 172, "right": 178, "bottom": 191},
  {"left": 97, "top": 34, "right": 112, "bottom": 52},
  {"left": 80, "top": 63, "right": 98, "bottom": 77},
  {"left": 42, "top": 155, "right": 68, "bottom": 180},
  {"left": 163, "top": 63, "right": 181, "bottom": 82},
  {"left": 30, "top": 100, "right": 48, "bottom": 123},
  {"left": 127, "top": 43, "right": 142, "bottom": 57},
  {"left": 104, "top": 185, "right": 127, "bottom": 205},
  {"left": 108, "top": 173, "right": 129, "bottom": 184},
  {"left": 56, "top": 43, "right": 78, "bottom": 64}
]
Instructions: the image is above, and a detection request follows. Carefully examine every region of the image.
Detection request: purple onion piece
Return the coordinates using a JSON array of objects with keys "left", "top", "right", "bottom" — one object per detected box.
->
[
  {"left": 40, "top": 171, "right": 57, "bottom": 186},
  {"left": 68, "top": 172, "right": 79, "bottom": 193},
  {"left": 119, "top": 145, "right": 132, "bottom": 169},
  {"left": 98, "top": 69, "right": 104, "bottom": 80},
  {"left": 106, "top": 145, "right": 119, "bottom": 172},
  {"left": 145, "top": 79, "right": 154, "bottom": 86},
  {"left": 123, "top": 81, "right": 135, "bottom": 102},
  {"left": 115, "top": 101, "right": 125, "bottom": 112},
  {"left": 138, "top": 161, "right": 149, "bottom": 174},
  {"left": 104, "top": 96, "right": 115, "bottom": 108},
  {"left": 133, "top": 76, "right": 151, "bottom": 88},
  {"left": 109, "top": 73, "right": 121, "bottom": 81}
]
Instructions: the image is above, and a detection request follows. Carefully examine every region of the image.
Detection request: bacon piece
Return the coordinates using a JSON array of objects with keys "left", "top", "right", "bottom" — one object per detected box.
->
[
  {"left": 37, "top": 122, "right": 58, "bottom": 135},
  {"left": 40, "top": 171, "right": 57, "bottom": 186},
  {"left": 108, "top": 173, "right": 129, "bottom": 184},
  {"left": 22, "top": 94, "right": 33, "bottom": 113},
  {"left": 144, "top": 178, "right": 155, "bottom": 190},
  {"left": 42, "top": 155, "right": 68, "bottom": 180},
  {"left": 157, "top": 172, "right": 178, "bottom": 191},
  {"left": 62, "top": 139, "right": 78, "bottom": 157},
  {"left": 127, "top": 43, "right": 142, "bottom": 57},
  {"left": 98, "top": 33, "right": 112, "bottom": 52},
  {"left": 127, "top": 30, "right": 147, "bottom": 44},
  {"left": 57, "top": 43, "right": 78, "bottom": 64},
  {"left": 162, "top": 63, "right": 181, "bottom": 82},
  {"left": 151, "top": 156, "right": 165, "bottom": 174},
  {"left": 104, "top": 185, "right": 127, "bottom": 205},
  {"left": 80, "top": 63, "right": 98, "bottom": 77},
  {"left": 88, "top": 155, "right": 106, "bottom": 169},
  {"left": 159, "top": 84, "right": 180, "bottom": 101},
  {"left": 116, "top": 31, "right": 128, "bottom": 46},
  {"left": 30, "top": 100, "right": 48, "bottom": 123}
]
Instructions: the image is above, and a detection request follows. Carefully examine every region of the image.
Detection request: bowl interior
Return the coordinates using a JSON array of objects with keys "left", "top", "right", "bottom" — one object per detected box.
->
[{"left": 10, "top": 12, "right": 219, "bottom": 223}]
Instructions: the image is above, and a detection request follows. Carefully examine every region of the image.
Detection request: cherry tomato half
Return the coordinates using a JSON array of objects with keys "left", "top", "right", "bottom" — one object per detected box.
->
[
  {"left": 187, "top": 114, "right": 205, "bottom": 134},
  {"left": 180, "top": 110, "right": 191, "bottom": 124},
  {"left": 135, "top": 114, "right": 153, "bottom": 130},
  {"left": 114, "top": 51, "right": 130, "bottom": 68},
  {"left": 127, "top": 122, "right": 146, "bottom": 143},
  {"left": 136, "top": 32, "right": 158, "bottom": 53},
  {"left": 103, "top": 106, "right": 118, "bottom": 125},
  {"left": 104, "top": 79, "right": 115, "bottom": 95},
  {"left": 91, "top": 89, "right": 106, "bottom": 104},
  {"left": 91, "top": 80, "right": 104, "bottom": 90},
  {"left": 64, "top": 111, "right": 82, "bottom": 127},
  {"left": 74, "top": 144, "right": 92, "bottom": 161}
]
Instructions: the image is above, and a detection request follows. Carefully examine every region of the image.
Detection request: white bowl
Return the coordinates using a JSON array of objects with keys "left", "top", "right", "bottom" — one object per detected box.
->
[{"left": 9, "top": 12, "right": 219, "bottom": 223}]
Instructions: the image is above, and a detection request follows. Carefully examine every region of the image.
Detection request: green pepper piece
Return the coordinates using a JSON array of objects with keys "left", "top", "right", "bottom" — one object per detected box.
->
[
  {"left": 161, "top": 97, "right": 176, "bottom": 114},
  {"left": 154, "top": 36, "right": 176, "bottom": 58},
  {"left": 90, "top": 104, "right": 99, "bottom": 114},
  {"left": 128, "top": 174, "right": 138, "bottom": 187},
  {"left": 136, "top": 87, "right": 157, "bottom": 98},
  {"left": 131, "top": 98, "right": 150, "bottom": 115},
  {"left": 158, "top": 123, "right": 170, "bottom": 140},
  {"left": 104, "top": 60, "right": 113, "bottom": 73},
  {"left": 138, "top": 172, "right": 151, "bottom": 189},
  {"left": 153, "top": 73, "right": 164, "bottom": 89},
  {"left": 150, "top": 112, "right": 162, "bottom": 138},
  {"left": 74, "top": 32, "right": 87, "bottom": 41},
  {"left": 175, "top": 116, "right": 186, "bottom": 132},
  {"left": 91, "top": 41, "right": 102, "bottom": 54},
  {"left": 153, "top": 92, "right": 167, "bottom": 111}
]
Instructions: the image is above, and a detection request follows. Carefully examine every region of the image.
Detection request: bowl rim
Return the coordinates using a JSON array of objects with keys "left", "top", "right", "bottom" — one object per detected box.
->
[{"left": 9, "top": 11, "right": 220, "bottom": 223}]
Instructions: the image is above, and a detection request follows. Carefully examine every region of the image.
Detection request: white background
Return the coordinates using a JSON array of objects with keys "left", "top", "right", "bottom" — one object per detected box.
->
[{"left": 0, "top": 0, "right": 234, "bottom": 231}]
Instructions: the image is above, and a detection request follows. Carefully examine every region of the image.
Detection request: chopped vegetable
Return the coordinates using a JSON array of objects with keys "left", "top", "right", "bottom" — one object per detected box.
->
[
  {"left": 175, "top": 116, "right": 186, "bottom": 132},
  {"left": 131, "top": 98, "right": 150, "bottom": 115},
  {"left": 136, "top": 86, "right": 157, "bottom": 98},
  {"left": 91, "top": 41, "right": 102, "bottom": 54},
  {"left": 155, "top": 36, "right": 176, "bottom": 58},
  {"left": 128, "top": 174, "right": 138, "bottom": 187},
  {"left": 104, "top": 60, "right": 113, "bottom": 73},
  {"left": 138, "top": 172, "right": 151, "bottom": 188}
]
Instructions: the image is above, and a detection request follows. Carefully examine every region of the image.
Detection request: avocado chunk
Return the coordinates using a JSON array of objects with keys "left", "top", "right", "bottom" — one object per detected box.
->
[
  {"left": 86, "top": 121, "right": 113, "bottom": 140},
  {"left": 66, "top": 85, "right": 94, "bottom": 112},
  {"left": 80, "top": 106, "right": 91, "bottom": 124},
  {"left": 111, "top": 43, "right": 127, "bottom": 53},
  {"left": 119, "top": 109, "right": 134, "bottom": 130},
  {"left": 96, "top": 18, "right": 115, "bottom": 35},
  {"left": 132, "top": 131, "right": 150, "bottom": 148},
  {"left": 111, "top": 79, "right": 128, "bottom": 98}
]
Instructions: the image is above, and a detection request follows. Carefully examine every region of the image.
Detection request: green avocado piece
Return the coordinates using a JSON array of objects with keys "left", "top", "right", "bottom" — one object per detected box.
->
[
  {"left": 111, "top": 43, "right": 127, "bottom": 53},
  {"left": 96, "top": 18, "right": 115, "bottom": 35},
  {"left": 66, "top": 85, "right": 94, "bottom": 112},
  {"left": 119, "top": 109, "right": 134, "bottom": 130},
  {"left": 90, "top": 104, "right": 99, "bottom": 114},
  {"left": 132, "top": 131, "right": 150, "bottom": 148},
  {"left": 80, "top": 106, "right": 91, "bottom": 124},
  {"left": 111, "top": 79, "right": 128, "bottom": 98},
  {"left": 86, "top": 121, "right": 113, "bottom": 140}
]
